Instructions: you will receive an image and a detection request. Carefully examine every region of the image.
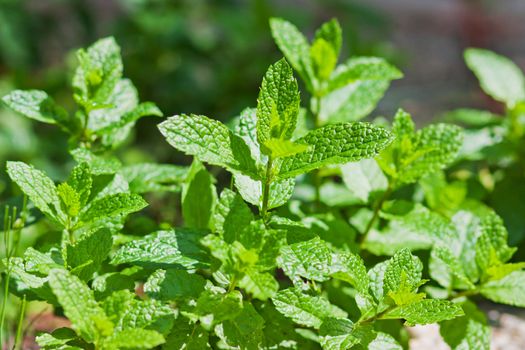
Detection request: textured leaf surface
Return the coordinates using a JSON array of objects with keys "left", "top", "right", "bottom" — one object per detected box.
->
[
  {"left": 48, "top": 269, "right": 111, "bottom": 343},
  {"left": 6, "top": 161, "right": 63, "bottom": 223},
  {"left": 269, "top": 18, "right": 314, "bottom": 89},
  {"left": 440, "top": 301, "right": 490, "bottom": 350},
  {"left": 278, "top": 237, "right": 332, "bottom": 283},
  {"left": 327, "top": 57, "right": 402, "bottom": 93},
  {"left": 213, "top": 189, "right": 254, "bottom": 243},
  {"left": 158, "top": 114, "right": 259, "bottom": 178},
  {"left": 465, "top": 48, "right": 525, "bottom": 107},
  {"left": 256, "top": 59, "right": 300, "bottom": 146},
  {"left": 277, "top": 123, "right": 392, "bottom": 179},
  {"left": 119, "top": 163, "right": 187, "bottom": 193},
  {"left": 383, "top": 248, "right": 423, "bottom": 296},
  {"left": 105, "top": 328, "right": 165, "bottom": 349},
  {"left": 80, "top": 193, "right": 147, "bottom": 223},
  {"left": 182, "top": 161, "right": 216, "bottom": 230},
  {"left": 233, "top": 173, "right": 295, "bottom": 210},
  {"left": 111, "top": 229, "right": 209, "bottom": 269},
  {"left": 144, "top": 269, "right": 206, "bottom": 300},
  {"left": 384, "top": 299, "right": 463, "bottom": 325},
  {"left": 163, "top": 318, "right": 210, "bottom": 350},
  {"left": 2, "top": 89, "right": 68, "bottom": 124},
  {"left": 319, "top": 318, "right": 357, "bottom": 350},
  {"left": 341, "top": 158, "right": 387, "bottom": 203},
  {"left": 66, "top": 229, "right": 113, "bottom": 281},
  {"left": 272, "top": 288, "right": 347, "bottom": 329},
  {"left": 480, "top": 271, "right": 525, "bottom": 307},
  {"left": 215, "top": 303, "right": 265, "bottom": 349},
  {"left": 330, "top": 252, "right": 369, "bottom": 294}
]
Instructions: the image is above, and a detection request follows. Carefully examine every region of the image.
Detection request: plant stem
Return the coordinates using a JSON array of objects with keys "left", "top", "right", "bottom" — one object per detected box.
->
[
  {"left": 13, "top": 295, "right": 26, "bottom": 350},
  {"left": 359, "top": 184, "right": 393, "bottom": 247},
  {"left": 1, "top": 206, "right": 12, "bottom": 348},
  {"left": 261, "top": 156, "right": 274, "bottom": 220}
]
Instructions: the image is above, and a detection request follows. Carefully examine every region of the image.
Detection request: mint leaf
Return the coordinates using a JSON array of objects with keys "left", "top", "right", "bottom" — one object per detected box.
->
[
  {"left": 314, "top": 18, "right": 342, "bottom": 60},
  {"left": 383, "top": 248, "right": 423, "bottom": 297},
  {"left": 2, "top": 89, "right": 68, "bottom": 125},
  {"left": 311, "top": 38, "right": 338, "bottom": 81},
  {"left": 66, "top": 229, "right": 113, "bottom": 281},
  {"left": 319, "top": 318, "right": 358, "bottom": 350},
  {"left": 80, "top": 192, "right": 147, "bottom": 224},
  {"left": 272, "top": 288, "right": 347, "bottom": 329},
  {"left": 330, "top": 252, "right": 369, "bottom": 295},
  {"left": 215, "top": 303, "right": 265, "bottom": 349},
  {"left": 341, "top": 158, "right": 387, "bottom": 203},
  {"left": 67, "top": 162, "right": 92, "bottom": 207},
  {"left": 256, "top": 59, "right": 300, "bottom": 147},
  {"left": 158, "top": 114, "right": 259, "bottom": 178},
  {"left": 233, "top": 173, "right": 295, "bottom": 210},
  {"left": 104, "top": 328, "right": 165, "bottom": 349},
  {"left": 119, "top": 163, "right": 187, "bottom": 193},
  {"left": 193, "top": 289, "right": 243, "bottom": 327},
  {"left": 144, "top": 269, "right": 206, "bottom": 300},
  {"left": 464, "top": 48, "right": 525, "bottom": 107},
  {"left": 480, "top": 270, "right": 525, "bottom": 307},
  {"left": 182, "top": 161, "right": 216, "bottom": 230},
  {"left": 440, "top": 301, "right": 490, "bottom": 350},
  {"left": 163, "top": 318, "right": 210, "bottom": 350},
  {"left": 111, "top": 229, "right": 210, "bottom": 269},
  {"left": 320, "top": 80, "right": 391, "bottom": 123},
  {"left": 48, "top": 269, "right": 112, "bottom": 343},
  {"left": 383, "top": 299, "right": 464, "bottom": 325},
  {"left": 6, "top": 161, "right": 64, "bottom": 223},
  {"left": 97, "top": 102, "right": 163, "bottom": 134},
  {"left": 326, "top": 57, "right": 402, "bottom": 94},
  {"left": 277, "top": 237, "right": 332, "bottom": 284},
  {"left": 432, "top": 245, "right": 476, "bottom": 290},
  {"left": 277, "top": 122, "right": 393, "bottom": 179},
  {"left": 213, "top": 188, "right": 254, "bottom": 242},
  {"left": 70, "top": 148, "right": 122, "bottom": 175},
  {"left": 238, "top": 270, "right": 279, "bottom": 301},
  {"left": 269, "top": 18, "right": 314, "bottom": 91}
]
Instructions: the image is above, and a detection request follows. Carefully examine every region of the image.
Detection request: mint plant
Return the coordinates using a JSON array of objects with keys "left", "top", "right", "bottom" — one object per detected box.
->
[{"left": 2, "top": 19, "right": 525, "bottom": 350}]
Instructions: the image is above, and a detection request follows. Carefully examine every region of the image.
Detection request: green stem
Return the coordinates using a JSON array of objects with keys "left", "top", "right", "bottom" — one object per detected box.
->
[
  {"left": 13, "top": 295, "right": 26, "bottom": 350},
  {"left": 261, "top": 156, "right": 274, "bottom": 221},
  {"left": 359, "top": 184, "right": 393, "bottom": 247}
]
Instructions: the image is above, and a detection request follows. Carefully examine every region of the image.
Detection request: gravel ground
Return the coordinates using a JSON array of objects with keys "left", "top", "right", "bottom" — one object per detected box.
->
[{"left": 410, "top": 303, "right": 525, "bottom": 349}]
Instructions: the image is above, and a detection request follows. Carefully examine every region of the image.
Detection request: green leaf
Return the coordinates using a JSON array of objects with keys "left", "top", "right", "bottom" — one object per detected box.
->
[
  {"left": 330, "top": 252, "right": 369, "bottom": 295},
  {"left": 383, "top": 248, "right": 423, "bottom": 297},
  {"left": 73, "top": 37, "right": 123, "bottom": 105},
  {"left": 314, "top": 19, "right": 342, "bottom": 60},
  {"left": 97, "top": 102, "right": 163, "bottom": 134},
  {"left": 440, "top": 301, "right": 490, "bottom": 350},
  {"left": 111, "top": 229, "right": 210, "bottom": 269},
  {"left": 57, "top": 183, "right": 81, "bottom": 218},
  {"left": 464, "top": 48, "right": 525, "bottom": 107},
  {"left": 67, "top": 163, "right": 92, "bottom": 207},
  {"left": 119, "top": 163, "right": 187, "bottom": 193},
  {"left": 269, "top": 18, "right": 314, "bottom": 91},
  {"left": 256, "top": 59, "right": 300, "bottom": 148},
  {"left": 2, "top": 89, "right": 68, "bottom": 124},
  {"left": 104, "top": 328, "right": 165, "bottom": 349},
  {"left": 277, "top": 122, "right": 393, "bottom": 179},
  {"left": 238, "top": 270, "right": 279, "bottom": 301},
  {"left": 6, "top": 257, "right": 56, "bottom": 302},
  {"left": 70, "top": 148, "right": 122, "bottom": 175},
  {"left": 213, "top": 188, "right": 254, "bottom": 242},
  {"left": 272, "top": 288, "right": 347, "bottom": 329},
  {"left": 383, "top": 299, "right": 464, "bottom": 325},
  {"left": 311, "top": 38, "right": 338, "bottom": 81},
  {"left": 182, "top": 161, "right": 216, "bottom": 230},
  {"left": 319, "top": 318, "right": 357, "bottom": 350},
  {"left": 432, "top": 245, "right": 476, "bottom": 289},
  {"left": 158, "top": 114, "right": 259, "bottom": 178},
  {"left": 341, "top": 158, "right": 387, "bottom": 203},
  {"left": 163, "top": 318, "right": 210, "bottom": 350},
  {"left": 215, "top": 303, "right": 265, "bottom": 349},
  {"left": 480, "top": 270, "right": 525, "bottom": 307},
  {"left": 144, "top": 269, "right": 206, "bottom": 300},
  {"left": 193, "top": 288, "right": 244, "bottom": 327},
  {"left": 66, "top": 229, "right": 113, "bottom": 281},
  {"left": 277, "top": 237, "right": 332, "bottom": 284},
  {"left": 102, "top": 290, "right": 174, "bottom": 334},
  {"left": 262, "top": 138, "right": 308, "bottom": 158},
  {"left": 48, "top": 269, "right": 112, "bottom": 343},
  {"left": 320, "top": 80, "right": 391, "bottom": 123},
  {"left": 368, "top": 332, "right": 403, "bottom": 350},
  {"left": 327, "top": 57, "right": 402, "bottom": 94},
  {"left": 80, "top": 192, "right": 147, "bottom": 223},
  {"left": 233, "top": 173, "right": 295, "bottom": 211},
  {"left": 6, "top": 161, "right": 64, "bottom": 223}
]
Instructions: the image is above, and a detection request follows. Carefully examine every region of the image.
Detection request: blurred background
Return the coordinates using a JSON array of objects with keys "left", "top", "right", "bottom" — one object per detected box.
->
[{"left": 0, "top": 0, "right": 525, "bottom": 179}]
